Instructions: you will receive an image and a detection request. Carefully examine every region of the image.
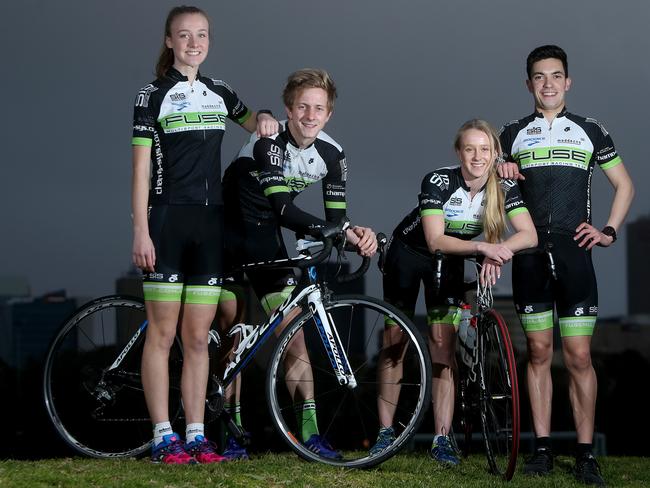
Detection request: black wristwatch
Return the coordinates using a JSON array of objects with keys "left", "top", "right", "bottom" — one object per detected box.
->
[
  {"left": 601, "top": 226, "right": 617, "bottom": 243},
  {"left": 256, "top": 109, "right": 273, "bottom": 119}
]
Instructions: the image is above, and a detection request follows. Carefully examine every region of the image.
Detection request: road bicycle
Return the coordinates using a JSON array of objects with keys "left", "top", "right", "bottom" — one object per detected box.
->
[
  {"left": 432, "top": 252, "right": 520, "bottom": 480},
  {"left": 43, "top": 222, "right": 431, "bottom": 468}
]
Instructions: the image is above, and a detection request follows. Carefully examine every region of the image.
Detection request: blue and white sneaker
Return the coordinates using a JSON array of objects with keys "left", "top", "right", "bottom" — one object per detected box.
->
[
  {"left": 430, "top": 435, "right": 460, "bottom": 466},
  {"left": 304, "top": 434, "right": 343, "bottom": 460},
  {"left": 222, "top": 436, "right": 250, "bottom": 461},
  {"left": 369, "top": 427, "right": 396, "bottom": 456}
]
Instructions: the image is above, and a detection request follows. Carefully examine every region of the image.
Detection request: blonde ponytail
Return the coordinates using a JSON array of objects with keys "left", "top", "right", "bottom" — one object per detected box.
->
[{"left": 482, "top": 167, "right": 507, "bottom": 243}]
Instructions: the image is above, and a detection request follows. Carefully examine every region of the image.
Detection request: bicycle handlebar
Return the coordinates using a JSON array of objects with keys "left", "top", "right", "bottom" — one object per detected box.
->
[
  {"left": 240, "top": 220, "right": 380, "bottom": 284},
  {"left": 335, "top": 232, "right": 386, "bottom": 284}
]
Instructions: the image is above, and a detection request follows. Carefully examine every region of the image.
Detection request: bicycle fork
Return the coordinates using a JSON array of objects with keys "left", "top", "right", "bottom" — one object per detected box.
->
[{"left": 307, "top": 289, "right": 357, "bottom": 389}]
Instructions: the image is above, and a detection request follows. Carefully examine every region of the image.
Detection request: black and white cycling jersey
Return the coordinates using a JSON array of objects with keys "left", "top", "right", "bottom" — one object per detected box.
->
[
  {"left": 499, "top": 108, "right": 622, "bottom": 236},
  {"left": 393, "top": 166, "right": 527, "bottom": 256},
  {"left": 132, "top": 67, "right": 251, "bottom": 206},
  {"left": 223, "top": 121, "right": 347, "bottom": 235}
]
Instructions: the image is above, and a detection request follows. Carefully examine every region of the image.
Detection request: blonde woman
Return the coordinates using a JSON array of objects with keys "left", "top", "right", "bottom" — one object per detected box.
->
[{"left": 371, "top": 119, "right": 537, "bottom": 465}]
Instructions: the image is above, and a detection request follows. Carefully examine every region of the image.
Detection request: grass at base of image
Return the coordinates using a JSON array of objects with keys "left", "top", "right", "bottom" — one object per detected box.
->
[{"left": 1, "top": 453, "right": 648, "bottom": 487}]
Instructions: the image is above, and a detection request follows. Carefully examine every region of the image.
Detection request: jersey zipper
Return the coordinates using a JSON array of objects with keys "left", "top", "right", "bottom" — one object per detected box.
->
[{"left": 545, "top": 114, "right": 560, "bottom": 234}]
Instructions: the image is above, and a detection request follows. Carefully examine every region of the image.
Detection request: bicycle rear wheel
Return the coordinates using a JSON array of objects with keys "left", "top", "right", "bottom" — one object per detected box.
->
[
  {"left": 43, "top": 295, "right": 183, "bottom": 458},
  {"left": 266, "top": 294, "right": 431, "bottom": 468},
  {"left": 478, "top": 309, "right": 520, "bottom": 480}
]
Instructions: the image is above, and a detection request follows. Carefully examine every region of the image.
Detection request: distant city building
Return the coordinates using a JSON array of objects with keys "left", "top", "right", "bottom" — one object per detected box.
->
[
  {"left": 0, "top": 295, "right": 76, "bottom": 371},
  {"left": 626, "top": 215, "right": 650, "bottom": 317}
]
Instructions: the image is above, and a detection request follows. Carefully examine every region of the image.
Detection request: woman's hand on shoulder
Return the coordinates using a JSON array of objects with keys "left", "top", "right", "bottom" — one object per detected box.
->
[{"left": 256, "top": 112, "right": 279, "bottom": 137}]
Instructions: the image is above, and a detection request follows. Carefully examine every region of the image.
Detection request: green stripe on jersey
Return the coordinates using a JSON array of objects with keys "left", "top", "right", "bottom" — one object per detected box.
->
[
  {"left": 420, "top": 209, "right": 443, "bottom": 217},
  {"left": 132, "top": 137, "right": 152, "bottom": 147},
  {"left": 325, "top": 201, "right": 346, "bottom": 209},
  {"left": 600, "top": 156, "right": 622, "bottom": 170},
  {"left": 507, "top": 207, "right": 529, "bottom": 219},
  {"left": 237, "top": 109, "right": 253, "bottom": 125},
  {"left": 515, "top": 146, "right": 593, "bottom": 170},
  {"left": 263, "top": 185, "right": 290, "bottom": 196},
  {"left": 159, "top": 111, "right": 227, "bottom": 132}
]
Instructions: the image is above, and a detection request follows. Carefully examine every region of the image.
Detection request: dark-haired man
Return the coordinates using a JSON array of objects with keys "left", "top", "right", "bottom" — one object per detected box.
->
[{"left": 498, "top": 45, "right": 634, "bottom": 486}]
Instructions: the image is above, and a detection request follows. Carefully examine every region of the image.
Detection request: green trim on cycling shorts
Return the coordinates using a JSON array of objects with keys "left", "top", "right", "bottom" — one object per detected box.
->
[
  {"left": 260, "top": 286, "right": 295, "bottom": 315},
  {"left": 385, "top": 308, "right": 415, "bottom": 327},
  {"left": 182, "top": 285, "right": 221, "bottom": 305},
  {"left": 559, "top": 316, "right": 596, "bottom": 337},
  {"left": 218, "top": 284, "right": 245, "bottom": 304},
  {"left": 519, "top": 310, "right": 554, "bottom": 332},
  {"left": 427, "top": 306, "right": 459, "bottom": 327},
  {"left": 143, "top": 282, "right": 184, "bottom": 302}
]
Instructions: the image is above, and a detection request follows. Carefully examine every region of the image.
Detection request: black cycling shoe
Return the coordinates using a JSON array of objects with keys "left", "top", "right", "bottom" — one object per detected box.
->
[
  {"left": 574, "top": 453, "right": 605, "bottom": 486},
  {"left": 523, "top": 447, "right": 553, "bottom": 475}
]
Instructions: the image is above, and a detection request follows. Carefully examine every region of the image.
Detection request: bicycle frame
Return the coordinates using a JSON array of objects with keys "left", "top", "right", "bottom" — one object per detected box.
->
[
  {"left": 98, "top": 249, "right": 359, "bottom": 406},
  {"left": 221, "top": 259, "right": 357, "bottom": 389}
]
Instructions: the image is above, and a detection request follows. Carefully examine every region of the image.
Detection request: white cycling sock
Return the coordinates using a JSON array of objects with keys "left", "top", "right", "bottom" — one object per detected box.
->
[
  {"left": 153, "top": 421, "right": 173, "bottom": 446},
  {"left": 186, "top": 423, "right": 205, "bottom": 443}
]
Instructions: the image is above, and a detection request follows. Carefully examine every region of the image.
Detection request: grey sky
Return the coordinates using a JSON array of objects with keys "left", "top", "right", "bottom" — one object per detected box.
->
[{"left": 2, "top": 0, "right": 648, "bottom": 316}]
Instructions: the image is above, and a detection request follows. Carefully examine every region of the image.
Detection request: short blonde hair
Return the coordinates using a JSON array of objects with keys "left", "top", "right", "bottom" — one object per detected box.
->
[{"left": 282, "top": 69, "right": 337, "bottom": 112}]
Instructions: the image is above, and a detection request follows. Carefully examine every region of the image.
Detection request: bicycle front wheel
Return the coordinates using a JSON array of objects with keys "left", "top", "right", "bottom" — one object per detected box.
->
[
  {"left": 43, "top": 295, "right": 183, "bottom": 458},
  {"left": 478, "top": 309, "right": 520, "bottom": 480},
  {"left": 266, "top": 294, "right": 431, "bottom": 468}
]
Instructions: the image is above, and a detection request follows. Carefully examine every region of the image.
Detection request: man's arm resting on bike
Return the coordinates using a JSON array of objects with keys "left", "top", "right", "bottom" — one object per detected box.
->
[{"left": 345, "top": 226, "right": 378, "bottom": 257}]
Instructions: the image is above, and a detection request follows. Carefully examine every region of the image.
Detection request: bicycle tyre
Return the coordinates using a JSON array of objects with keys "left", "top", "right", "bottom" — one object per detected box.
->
[
  {"left": 43, "top": 295, "right": 183, "bottom": 458},
  {"left": 457, "top": 371, "right": 476, "bottom": 458},
  {"left": 478, "top": 309, "right": 520, "bottom": 480},
  {"left": 266, "top": 294, "right": 431, "bottom": 468}
]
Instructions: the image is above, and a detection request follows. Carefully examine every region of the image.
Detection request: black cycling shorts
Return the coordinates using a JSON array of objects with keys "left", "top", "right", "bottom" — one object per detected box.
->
[
  {"left": 224, "top": 217, "right": 296, "bottom": 301},
  {"left": 382, "top": 237, "right": 464, "bottom": 326},
  {"left": 512, "top": 232, "right": 598, "bottom": 337},
  {"left": 142, "top": 205, "right": 223, "bottom": 304}
]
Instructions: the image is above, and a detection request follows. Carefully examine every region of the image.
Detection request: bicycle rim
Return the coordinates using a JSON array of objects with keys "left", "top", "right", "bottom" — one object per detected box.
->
[
  {"left": 266, "top": 294, "right": 431, "bottom": 468},
  {"left": 479, "top": 309, "right": 520, "bottom": 480},
  {"left": 43, "top": 295, "right": 183, "bottom": 458}
]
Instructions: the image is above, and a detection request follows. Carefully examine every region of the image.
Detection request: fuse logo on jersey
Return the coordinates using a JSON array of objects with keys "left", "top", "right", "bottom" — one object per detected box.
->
[
  {"left": 160, "top": 112, "right": 228, "bottom": 132},
  {"left": 445, "top": 220, "right": 482, "bottom": 235},
  {"left": 517, "top": 147, "right": 591, "bottom": 170}
]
